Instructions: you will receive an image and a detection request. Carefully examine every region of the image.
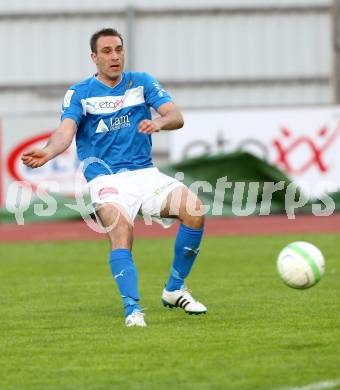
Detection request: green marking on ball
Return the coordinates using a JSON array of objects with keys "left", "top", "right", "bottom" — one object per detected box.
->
[{"left": 287, "top": 243, "right": 321, "bottom": 283}]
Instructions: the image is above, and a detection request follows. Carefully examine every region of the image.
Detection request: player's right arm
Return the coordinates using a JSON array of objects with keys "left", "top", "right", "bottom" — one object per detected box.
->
[
  {"left": 21, "top": 118, "right": 77, "bottom": 169},
  {"left": 22, "top": 84, "right": 84, "bottom": 169}
]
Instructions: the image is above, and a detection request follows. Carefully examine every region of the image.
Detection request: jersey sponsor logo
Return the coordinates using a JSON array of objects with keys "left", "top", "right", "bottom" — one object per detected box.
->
[
  {"left": 109, "top": 114, "right": 130, "bottom": 131},
  {"left": 95, "top": 119, "right": 109, "bottom": 133},
  {"left": 84, "top": 86, "right": 145, "bottom": 115},
  {"left": 63, "top": 90, "right": 75, "bottom": 108},
  {"left": 95, "top": 114, "right": 131, "bottom": 133},
  {"left": 87, "top": 98, "right": 124, "bottom": 112},
  {"left": 98, "top": 186, "right": 119, "bottom": 200}
]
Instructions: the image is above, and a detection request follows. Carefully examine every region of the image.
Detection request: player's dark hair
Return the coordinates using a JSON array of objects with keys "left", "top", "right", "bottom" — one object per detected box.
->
[{"left": 90, "top": 28, "right": 124, "bottom": 53}]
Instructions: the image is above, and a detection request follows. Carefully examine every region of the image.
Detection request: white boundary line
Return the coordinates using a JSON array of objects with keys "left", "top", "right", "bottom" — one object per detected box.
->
[{"left": 277, "top": 379, "right": 340, "bottom": 390}]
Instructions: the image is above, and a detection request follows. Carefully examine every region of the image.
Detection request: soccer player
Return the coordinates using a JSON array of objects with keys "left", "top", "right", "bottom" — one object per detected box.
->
[{"left": 22, "top": 28, "right": 207, "bottom": 327}]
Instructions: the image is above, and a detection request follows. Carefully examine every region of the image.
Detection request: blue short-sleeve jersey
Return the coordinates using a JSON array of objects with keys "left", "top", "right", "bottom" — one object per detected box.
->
[{"left": 61, "top": 72, "right": 172, "bottom": 181}]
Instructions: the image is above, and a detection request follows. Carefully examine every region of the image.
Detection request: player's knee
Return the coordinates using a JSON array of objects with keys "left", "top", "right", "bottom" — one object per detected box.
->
[
  {"left": 108, "top": 214, "right": 133, "bottom": 236},
  {"left": 107, "top": 221, "right": 133, "bottom": 249},
  {"left": 97, "top": 203, "right": 132, "bottom": 228},
  {"left": 186, "top": 214, "right": 205, "bottom": 229},
  {"left": 182, "top": 197, "right": 205, "bottom": 229}
]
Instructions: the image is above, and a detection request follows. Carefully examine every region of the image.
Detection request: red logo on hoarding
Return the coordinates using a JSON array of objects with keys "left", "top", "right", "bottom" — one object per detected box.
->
[
  {"left": 7, "top": 131, "right": 82, "bottom": 195},
  {"left": 7, "top": 132, "right": 52, "bottom": 184},
  {"left": 272, "top": 124, "right": 340, "bottom": 174}
]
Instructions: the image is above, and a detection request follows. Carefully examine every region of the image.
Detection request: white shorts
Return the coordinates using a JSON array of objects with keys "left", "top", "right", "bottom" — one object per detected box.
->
[{"left": 88, "top": 167, "right": 184, "bottom": 228}]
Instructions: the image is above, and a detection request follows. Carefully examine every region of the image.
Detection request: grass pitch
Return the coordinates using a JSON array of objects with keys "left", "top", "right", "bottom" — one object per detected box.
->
[{"left": 0, "top": 233, "right": 339, "bottom": 390}]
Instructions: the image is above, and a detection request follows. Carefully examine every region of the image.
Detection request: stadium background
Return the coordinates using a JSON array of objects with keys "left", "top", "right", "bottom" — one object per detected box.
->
[
  {"left": 2, "top": 0, "right": 340, "bottom": 216},
  {"left": 1, "top": 2, "right": 340, "bottom": 390}
]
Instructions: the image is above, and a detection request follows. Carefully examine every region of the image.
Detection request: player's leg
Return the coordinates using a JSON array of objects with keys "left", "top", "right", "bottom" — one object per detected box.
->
[
  {"left": 96, "top": 203, "right": 145, "bottom": 327},
  {"left": 96, "top": 202, "right": 133, "bottom": 249},
  {"left": 160, "top": 186, "right": 207, "bottom": 314}
]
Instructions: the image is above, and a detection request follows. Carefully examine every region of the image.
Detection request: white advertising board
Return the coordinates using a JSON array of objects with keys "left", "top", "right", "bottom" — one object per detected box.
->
[
  {"left": 1, "top": 106, "right": 340, "bottom": 208},
  {"left": 170, "top": 107, "right": 340, "bottom": 196}
]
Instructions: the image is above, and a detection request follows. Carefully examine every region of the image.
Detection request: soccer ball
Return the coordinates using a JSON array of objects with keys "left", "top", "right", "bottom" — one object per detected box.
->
[{"left": 277, "top": 241, "right": 325, "bottom": 289}]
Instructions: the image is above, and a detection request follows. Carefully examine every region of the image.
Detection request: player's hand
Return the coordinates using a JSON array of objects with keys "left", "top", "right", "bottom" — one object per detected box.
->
[
  {"left": 21, "top": 149, "right": 51, "bottom": 168},
  {"left": 138, "top": 119, "right": 161, "bottom": 134}
]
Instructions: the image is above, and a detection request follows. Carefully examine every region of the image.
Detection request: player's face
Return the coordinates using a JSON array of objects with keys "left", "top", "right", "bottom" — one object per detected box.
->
[{"left": 91, "top": 35, "right": 125, "bottom": 85}]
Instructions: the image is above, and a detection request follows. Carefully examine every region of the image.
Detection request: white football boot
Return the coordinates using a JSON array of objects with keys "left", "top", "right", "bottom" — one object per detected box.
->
[
  {"left": 125, "top": 310, "right": 147, "bottom": 327},
  {"left": 161, "top": 287, "right": 207, "bottom": 315}
]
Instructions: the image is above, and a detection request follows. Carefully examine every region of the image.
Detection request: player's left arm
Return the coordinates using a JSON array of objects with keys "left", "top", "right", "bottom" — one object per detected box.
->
[{"left": 138, "top": 102, "right": 184, "bottom": 134}]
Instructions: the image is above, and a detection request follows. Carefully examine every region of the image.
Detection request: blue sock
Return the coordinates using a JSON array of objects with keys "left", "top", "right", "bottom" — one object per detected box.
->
[
  {"left": 165, "top": 223, "right": 204, "bottom": 291},
  {"left": 109, "top": 249, "right": 141, "bottom": 317}
]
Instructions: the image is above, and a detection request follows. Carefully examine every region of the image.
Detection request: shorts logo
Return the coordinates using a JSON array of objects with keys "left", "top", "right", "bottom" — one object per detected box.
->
[
  {"left": 154, "top": 181, "right": 175, "bottom": 195},
  {"left": 98, "top": 187, "right": 119, "bottom": 200}
]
